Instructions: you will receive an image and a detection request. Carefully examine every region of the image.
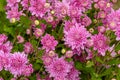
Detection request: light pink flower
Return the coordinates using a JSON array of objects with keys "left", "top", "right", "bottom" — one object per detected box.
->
[
  {"left": 41, "top": 34, "right": 58, "bottom": 52},
  {"left": 92, "top": 33, "right": 109, "bottom": 56},
  {"left": 64, "top": 23, "right": 90, "bottom": 52},
  {"left": 8, "top": 52, "right": 28, "bottom": 77},
  {"left": 46, "top": 57, "right": 71, "bottom": 78}
]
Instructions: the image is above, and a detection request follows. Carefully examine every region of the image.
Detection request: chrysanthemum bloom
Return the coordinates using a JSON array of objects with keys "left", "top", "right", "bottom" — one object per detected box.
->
[
  {"left": 0, "top": 34, "right": 8, "bottom": 45},
  {"left": 65, "top": 50, "right": 73, "bottom": 58},
  {"left": 22, "top": 64, "right": 33, "bottom": 76},
  {"left": 42, "top": 54, "right": 53, "bottom": 66},
  {"left": 98, "top": 26, "right": 106, "bottom": 33},
  {"left": 106, "top": 9, "right": 120, "bottom": 30},
  {"left": 0, "top": 41, "right": 13, "bottom": 54},
  {"left": 64, "top": 19, "right": 76, "bottom": 32},
  {"left": 54, "top": 0, "right": 70, "bottom": 19},
  {"left": 97, "top": 11, "right": 107, "bottom": 19},
  {"left": 24, "top": 42, "right": 34, "bottom": 54},
  {"left": 17, "top": 35, "right": 24, "bottom": 43},
  {"left": 115, "top": 28, "right": 120, "bottom": 41},
  {"left": 8, "top": 52, "right": 28, "bottom": 77},
  {"left": 96, "top": 0, "right": 113, "bottom": 12},
  {"left": 68, "top": 5, "right": 82, "bottom": 19},
  {"left": 6, "top": 7, "right": 23, "bottom": 21},
  {"left": 29, "top": 0, "right": 49, "bottom": 17},
  {"left": 81, "top": 15, "right": 92, "bottom": 27},
  {"left": 34, "top": 28, "right": 43, "bottom": 39},
  {"left": 70, "top": 0, "right": 92, "bottom": 12},
  {"left": 0, "top": 50, "right": 10, "bottom": 71},
  {"left": 66, "top": 65, "right": 80, "bottom": 80},
  {"left": 92, "top": 33, "right": 109, "bottom": 56},
  {"left": 21, "top": 0, "right": 29, "bottom": 10},
  {"left": 64, "top": 23, "right": 90, "bottom": 52},
  {"left": 7, "top": 0, "right": 20, "bottom": 7},
  {"left": 46, "top": 57, "right": 71, "bottom": 78},
  {"left": 41, "top": 34, "right": 58, "bottom": 52}
]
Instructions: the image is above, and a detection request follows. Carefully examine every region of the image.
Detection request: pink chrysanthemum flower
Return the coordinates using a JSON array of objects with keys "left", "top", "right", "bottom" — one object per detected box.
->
[
  {"left": 0, "top": 41, "right": 13, "bottom": 54},
  {"left": 0, "top": 34, "right": 8, "bottom": 45},
  {"left": 6, "top": 7, "right": 23, "bottom": 20},
  {"left": 0, "top": 50, "right": 10, "bottom": 71},
  {"left": 115, "top": 28, "right": 120, "bottom": 41},
  {"left": 42, "top": 54, "right": 53, "bottom": 66},
  {"left": 8, "top": 52, "right": 28, "bottom": 77},
  {"left": 34, "top": 28, "right": 43, "bottom": 39},
  {"left": 68, "top": 5, "right": 82, "bottom": 18},
  {"left": 24, "top": 42, "right": 34, "bottom": 54},
  {"left": 81, "top": 15, "right": 92, "bottom": 27},
  {"left": 7, "top": 0, "right": 20, "bottom": 7},
  {"left": 29, "top": 0, "right": 49, "bottom": 17},
  {"left": 64, "top": 19, "right": 76, "bottom": 32},
  {"left": 64, "top": 23, "right": 90, "bottom": 52},
  {"left": 22, "top": 64, "right": 34, "bottom": 76},
  {"left": 92, "top": 33, "right": 109, "bottom": 56},
  {"left": 106, "top": 9, "right": 120, "bottom": 30},
  {"left": 41, "top": 34, "right": 58, "bottom": 52},
  {"left": 70, "top": 0, "right": 92, "bottom": 12},
  {"left": 21, "top": 0, "right": 29, "bottom": 10},
  {"left": 54, "top": 0, "right": 70, "bottom": 19},
  {"left": 46, "top": 57, "right": 71, "bottom": 78},
  {"left": 66, "top": 66, "right": 80, "bottom": 80}
]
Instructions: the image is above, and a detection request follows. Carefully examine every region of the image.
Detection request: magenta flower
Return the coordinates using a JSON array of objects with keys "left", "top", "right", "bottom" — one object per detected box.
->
[
  {"left": 34, "top": 28, "right": 43, "bottom": 39},
  {"left": 41, "top": 34, "right": 58, "bottom": 52},
  {"left": 22, "top": 64, "right": 34, "bottom": 76},
  {"left": 64, "top": 23, "right": 90, "bottom": 52},
  {"left": 46, "top": 57, "right": 71, "bottom": 78},
  {"left": 7, "top": 0, "right": 20, "bottom": 7},
  {"left": 24, "top": 42, "right": 33, "bottom": 54},
  {"left": 92, "top": 33, "right": 109, "bottom": 56},
  {"left": 81, "top": 15, "right": 92, "bottom": 27},
  {"left": 17, "top": 35, "right": 24, "bottom": 43},
  {"left": 0, "top": 50, "right": 10, "bottom": 71},
  {"left": 70, "top": 0, "right": 92, "bottom": 11},
  {"left": 6, "top": 7, "right": 23, "bottom": 20},
  {"left": 115, "top": 28, "right": 120, "bottom": 41},
  {"left": 0, "top": 41, "right": 13, "bottom": 54},
  {"left": 0, "top": 34, "right": 8, "bottom": 45},
  {"left": 21, "top": 0, "right": 29, "bottom": 10},
  {"left": 29, "top": 0, "right": 49, "bottom": 17},
  {"left": 106, "top": 9, "right": 120, "bottom": 30},
  {"left": 8, "top": 52, "right": 28, "bottom": 77},
  {"left": 54, "top": 0, "right": 70, "bottom": 19},
  {"left": 66, "top": 65, "right": 80, "bottom": 80}
]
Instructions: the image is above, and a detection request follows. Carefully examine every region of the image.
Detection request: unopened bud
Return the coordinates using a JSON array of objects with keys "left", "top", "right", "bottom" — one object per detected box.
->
[
  {"left": 34, "top": 20, "right": 40, "bottom": 26},
  {"left": 10, "top": 18, "right": 16, "bottom": 23}
]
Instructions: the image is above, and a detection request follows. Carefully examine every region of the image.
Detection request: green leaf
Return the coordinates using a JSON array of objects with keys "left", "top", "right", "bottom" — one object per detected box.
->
[
  {"left": 20, "top": 16, "right": 31, "bottom": 27},
  {"left": 86, "top": 61, "right": 94, "bottom": 68},
  {"left": 96, "top": 57, "right": 103, "bottom": 63},
  {"left": 100, "top": 67, "right": 113, "bottom": 77}
]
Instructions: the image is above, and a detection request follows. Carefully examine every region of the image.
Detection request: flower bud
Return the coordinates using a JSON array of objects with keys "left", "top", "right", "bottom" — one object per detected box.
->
[
  {"left": 89, "top": 28, "right": 94, "bottom": 33},
  {"left": 61, "top": 48, "right": 66, "bottom": 54},
  {"left": 34, "top": 20, "right": 40, "bottom": 26},
  {"left": 65, "top": 50, "right": 73, "bottom": 58},
  {"left": 10, "top": 18, "right": 16, "bottom": 23},
  {"left": 34, "top": 28, "right": 43, "bottom": 39},
  {"left": 48, "top": 51, "right": 55, "bottom": 57},
  {"left": 17, "top": 35, "right": 24, "bottom": 43},
  {"left": 51, "top": 10, "right": 55, "bottom": 14}
]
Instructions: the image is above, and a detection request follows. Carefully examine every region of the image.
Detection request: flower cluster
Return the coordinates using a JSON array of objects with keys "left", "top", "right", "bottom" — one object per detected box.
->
[
  {"left": 0, "top": 34, "right": 33, "bottom": 77},
  {"left": 3, "top": 0, "right": 120, "bottom": 80}
]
